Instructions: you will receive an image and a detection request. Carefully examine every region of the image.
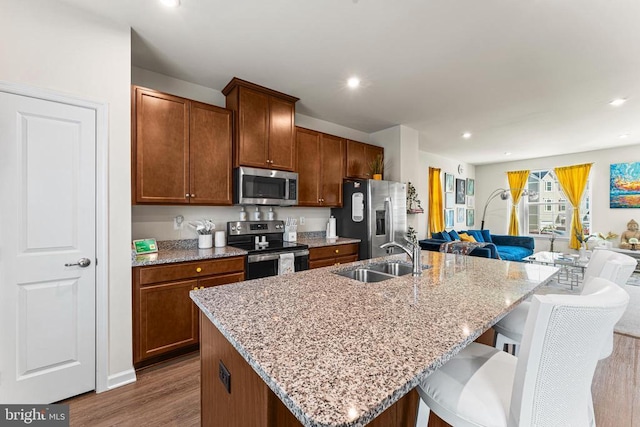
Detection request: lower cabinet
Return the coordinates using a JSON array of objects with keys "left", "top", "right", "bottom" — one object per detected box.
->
[
  {"left": 133, "top": 256, "right": 245, "bottom": 367},
  {"left": 308, "top": 243, "right": 359, "bottom": 269}
]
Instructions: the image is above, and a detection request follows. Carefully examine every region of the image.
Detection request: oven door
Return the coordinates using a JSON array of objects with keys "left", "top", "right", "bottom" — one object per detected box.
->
[{"left": 246, "top": 249, "right": 309, "bottom": 280}]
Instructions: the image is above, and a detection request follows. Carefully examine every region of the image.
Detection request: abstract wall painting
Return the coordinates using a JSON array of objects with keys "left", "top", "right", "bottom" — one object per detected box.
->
[{"left": 610, "top": 162, "right": 640, "bottom": 208}]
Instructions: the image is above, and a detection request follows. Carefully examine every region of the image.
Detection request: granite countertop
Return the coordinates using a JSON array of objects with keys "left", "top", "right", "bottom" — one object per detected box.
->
[
  {"left": 295, "top": 235, "right": 361, "bottom": 248},
  {"left": 190, "top": 251, "right": 559, "bottom": 427},
  {"left": 131, "top": 239, "right": 247, "bottom": 267}
]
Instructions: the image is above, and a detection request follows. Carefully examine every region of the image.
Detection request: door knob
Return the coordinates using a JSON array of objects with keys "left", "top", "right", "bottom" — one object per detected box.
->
[{"left": 65, "top": 258, "right": 91, "bottom": 268}]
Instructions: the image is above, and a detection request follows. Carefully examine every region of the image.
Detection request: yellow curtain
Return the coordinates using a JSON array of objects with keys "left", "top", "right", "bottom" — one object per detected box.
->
[
  {"left": 507, "top": 170, "right": 530, "bottom": 236},
  {"left": 554, "top": 163, "right": 593, "bottom": 249},
  {"left": 428, "top": 167, "right": 445, "bottom": 234}
]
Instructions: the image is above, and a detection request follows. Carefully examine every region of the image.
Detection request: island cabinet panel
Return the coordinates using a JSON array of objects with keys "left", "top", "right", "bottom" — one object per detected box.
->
[
  {"left": 296, "top": 127, "right": 346, "bottom": 207},
  {"left": 133, "top": 256, "right": 245, "bottom": 368},
  {"left": 308, "top": 243, "right": 359, "bottom": 269},
  {"left": 223, "top": 78, "right": 299, "bottom": 171},
  {"left": 132, "top": 86, "right": 233, "bottom": 205},
  {"left": 200, "top": 313, "right": 419, "bottom": 427},
  {"left": 346, "top": 139, "right": 384, "bottom": 180}
]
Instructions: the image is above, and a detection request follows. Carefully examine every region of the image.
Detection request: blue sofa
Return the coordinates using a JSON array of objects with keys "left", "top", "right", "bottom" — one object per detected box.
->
[{"left": 419, "top": 229, "right": 535, "bottom": 261}]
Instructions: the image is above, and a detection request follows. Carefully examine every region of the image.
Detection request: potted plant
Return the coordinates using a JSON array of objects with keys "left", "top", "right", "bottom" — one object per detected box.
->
[
  {"left": 369, "top": 154, "right": 384, "bottom": 180},
  {"left": 406, "top": 182, "right": 424, "bottom": 213}
]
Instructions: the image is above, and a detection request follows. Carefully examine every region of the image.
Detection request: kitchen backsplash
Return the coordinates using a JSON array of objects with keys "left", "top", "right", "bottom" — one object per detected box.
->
[{"left": 132, "top": 205, "right": 332, "bottom": 241}]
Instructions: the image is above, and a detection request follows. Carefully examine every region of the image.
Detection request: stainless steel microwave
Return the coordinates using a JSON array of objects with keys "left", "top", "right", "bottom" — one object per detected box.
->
[{"left": 234, "top": 167, "right": 298, "bottom": 206}]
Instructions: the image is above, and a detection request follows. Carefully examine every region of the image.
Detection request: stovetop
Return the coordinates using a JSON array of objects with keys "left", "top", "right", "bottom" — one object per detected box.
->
[
  {"left": 228, "top": 240, "right": 308, "bottom": 254},
  {"left": 226, "top": 220, "right": 307, "bottom": 254}
]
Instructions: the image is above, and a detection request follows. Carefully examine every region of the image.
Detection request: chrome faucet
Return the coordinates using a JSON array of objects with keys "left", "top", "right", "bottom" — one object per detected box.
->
[{"left": 380, "top": 239, "right": 423, "bottom": 276}]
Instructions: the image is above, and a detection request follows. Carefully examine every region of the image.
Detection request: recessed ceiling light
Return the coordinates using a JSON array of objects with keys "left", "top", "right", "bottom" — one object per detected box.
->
[
  {"left": 609, "top": 98, "right": 627, "bottom": 106},
  {"left": 619, "top": 134, "right": 630, "bottom": 139},
  {"left": 160, "top": 0, "right": 180, "bottom": 7},
  {"left": 504, "top": 152, "right": 512, "bottom": 156},
  {"left": 462, "top": 132, "right": 472, "bottom": 139},
  {"left": 347, "top": 77, "right": 360, "bottom": 89}
]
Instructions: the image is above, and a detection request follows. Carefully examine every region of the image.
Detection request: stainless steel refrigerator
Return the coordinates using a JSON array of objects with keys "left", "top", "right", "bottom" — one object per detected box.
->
[{"left": 331, "top": 179, "right": 407, "bottom": 260}]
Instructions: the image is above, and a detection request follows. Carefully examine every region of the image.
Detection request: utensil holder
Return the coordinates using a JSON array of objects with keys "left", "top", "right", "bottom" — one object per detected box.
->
[
  {"left": 283, "top": 227, "right": 297, "bottom": 242},
  {"left": 198, "top": 234, "right": 213, "bottom": 249}
]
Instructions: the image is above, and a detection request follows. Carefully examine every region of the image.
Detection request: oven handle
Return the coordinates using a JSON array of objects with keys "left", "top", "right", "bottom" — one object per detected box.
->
[{"left": 247, "top": 249, "right": 309, "bottom": 263}]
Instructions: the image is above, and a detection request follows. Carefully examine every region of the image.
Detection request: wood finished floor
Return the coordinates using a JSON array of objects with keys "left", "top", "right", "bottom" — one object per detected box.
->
[{"left": 63, "top": 333, "right": 639, "bottom": 427}]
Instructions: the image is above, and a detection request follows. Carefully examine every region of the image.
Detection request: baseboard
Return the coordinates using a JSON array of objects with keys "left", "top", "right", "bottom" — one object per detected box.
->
[{"left": 103, "top": 368, "right": 137, "bottom": 391}]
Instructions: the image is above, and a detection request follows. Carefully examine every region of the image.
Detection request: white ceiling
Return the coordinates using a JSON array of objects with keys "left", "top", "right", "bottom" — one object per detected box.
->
[{"left": 62, "top": 0, "right": 640, "bottom": 165}]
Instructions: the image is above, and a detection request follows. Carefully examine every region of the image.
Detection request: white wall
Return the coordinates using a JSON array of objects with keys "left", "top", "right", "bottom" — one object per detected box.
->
[
  {"left": 131, "top": 69, "right": 371, "bottom": 240},
  {"left": 419, "top": 151, "right": 476, "bottom": 236},
  {"left": 475, "top": 144, "right": 640, "bottom": 253},
  {"left": 0, "top": 0, "right": 133, "bottom": 381}
]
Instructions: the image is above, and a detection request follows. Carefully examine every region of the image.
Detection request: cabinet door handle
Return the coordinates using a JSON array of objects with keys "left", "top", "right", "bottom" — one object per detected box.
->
[
  {"left": 335, "top": 249, "right": 339, "bottom": 254},
  {"left": 186, "top": 193, "right": 190, "bottom": 197},
  {"left": 193, "top": 286, "right": 198, "bottom": 291},
  {"left": 191, "top": 194, "right": 195, "bottom": 198},
  {"left": 196, "top": 267, "right": 202, "bottom": 273},
  {"left": 199, "top": 286, "right": 205, "bottom": 290}
]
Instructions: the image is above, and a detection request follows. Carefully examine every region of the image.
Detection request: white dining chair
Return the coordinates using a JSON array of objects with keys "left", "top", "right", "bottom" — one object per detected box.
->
[
  {"left": 493, "top": 249, "right": 637, "bottom": 356},
  {"left": 415, "top": 277, "right": 629, "bottom": 427}
]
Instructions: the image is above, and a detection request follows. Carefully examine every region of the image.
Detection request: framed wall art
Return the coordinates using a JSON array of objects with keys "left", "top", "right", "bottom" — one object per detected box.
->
[
  {"left": 457, "top": 207, "right": 465, "bottom": 224},
  {"left": 466, "top": 195, "right": 474, "bottom": 207},
  {"left": 445, "top": 209, "right": 454, "bottom": 228},
  {"left": 466, "top": 209, "right": 475, "bottom": 227},
  {"left": 445, "top": 192, "right": 454, "bottom": 209},
  {"left": 466, "top": 178, "right": 475, "bottom": 196},
  {"left": 455, "top": 178, "right": 466, "bottom": 204},
  {"left": 445, "top": 173, "right": 454, "bottom": 192},
  {"left": 610, "top": 162, "right": 640, "bottom": 208}
]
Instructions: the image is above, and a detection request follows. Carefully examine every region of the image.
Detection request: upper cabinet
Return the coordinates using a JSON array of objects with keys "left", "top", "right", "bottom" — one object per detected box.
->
[
  {"left": 346, "top": 140, "right": 384, "bottom": 180},
  {"left": 132, "top": 86, "right": 233, "bottom": 205},
  {"left": 223, "top": 78, "right": 299, "bottom": 171},
  {"left": 296, "top": 127, "right": 345, "bottom": 207}
]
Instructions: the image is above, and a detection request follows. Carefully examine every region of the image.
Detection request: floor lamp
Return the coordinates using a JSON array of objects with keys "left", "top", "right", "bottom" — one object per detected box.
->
[{"left": 480, "top": 188, "right": 539, "bottom": 230}]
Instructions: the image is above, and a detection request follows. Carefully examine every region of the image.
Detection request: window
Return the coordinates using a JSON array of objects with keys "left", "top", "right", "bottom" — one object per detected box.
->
[{"left": 524, "top": 170, "right": 591, "bottom": 237}]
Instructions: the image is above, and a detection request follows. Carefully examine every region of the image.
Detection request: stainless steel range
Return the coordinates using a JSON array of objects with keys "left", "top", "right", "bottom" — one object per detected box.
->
[{"left": 226, "top": 220, "right": 309, "bottom": 279}]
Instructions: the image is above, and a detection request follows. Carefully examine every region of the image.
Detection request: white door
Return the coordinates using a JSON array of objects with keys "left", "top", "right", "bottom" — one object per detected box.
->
[{"left": 0, "top": 91, "right": 96, "bottom": 403}]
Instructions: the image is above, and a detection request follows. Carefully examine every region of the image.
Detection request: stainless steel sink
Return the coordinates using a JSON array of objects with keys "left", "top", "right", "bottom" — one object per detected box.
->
[
  {"left": 335, "top": 268, "right": 395, "bottom": 283},
  {"left": 366, "top": 261, "right": 414, "bottom": 277},
  {"left": 335, "top": 261, "right": 431, "bottom": 283}
]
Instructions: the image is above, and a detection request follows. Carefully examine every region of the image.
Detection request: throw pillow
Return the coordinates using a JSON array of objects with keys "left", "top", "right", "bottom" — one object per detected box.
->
[
  {"left": 458, "top": 232, "right": 477, "bottom": 243},
  {"left": 448, "top": 230, "right": 460, "bottom": 241},
  {"left": 466, "top": 230, "right": 485, "bottom": 242},
  {"left": 480, "top": 229, "right": 493, "bottom": 243}
]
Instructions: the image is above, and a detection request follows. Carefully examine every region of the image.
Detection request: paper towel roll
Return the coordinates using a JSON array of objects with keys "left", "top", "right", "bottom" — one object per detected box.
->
[
  {"left": 214, "top": 231, "right": 226, "bottom": 247},
  {"left": 328, "top": 216, "right": 336, "bottom": 238}
]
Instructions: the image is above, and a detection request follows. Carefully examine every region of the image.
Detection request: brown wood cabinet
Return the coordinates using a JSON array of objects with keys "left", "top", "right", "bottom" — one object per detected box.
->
[
  {"left": 308, "top": 243, "right": 359, "bottom": 269},
  {"left": 296, "top": 127, "right": 345, "bottom": 207},
  {"left": 132, "top": 256, "right": 245, "bottom": 367},
  {"left": 132, "top": 86, "right": 233, "bottom": 205},
  {"left": 223, "top": 78, "right": 299, "bottom": 171},
  {"left": 346, "top": 140, "right": 384, "bottom": 180}
]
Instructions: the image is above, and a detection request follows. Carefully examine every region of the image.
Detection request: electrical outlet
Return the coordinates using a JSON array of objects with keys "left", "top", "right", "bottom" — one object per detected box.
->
[
  {"left": 174, "top": 215, "right": 184, "bottom": 230},
  {"left": 219, "top": 360, "right": 231, "bottom": 394},
  {"left": 299, "top": 216, "right": 305, "bottom": 225}
]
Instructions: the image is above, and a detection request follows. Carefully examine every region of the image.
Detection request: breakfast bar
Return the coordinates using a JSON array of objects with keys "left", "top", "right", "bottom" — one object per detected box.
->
[{"left": 190, "top": 251, "right": 558, "bottom": 427}]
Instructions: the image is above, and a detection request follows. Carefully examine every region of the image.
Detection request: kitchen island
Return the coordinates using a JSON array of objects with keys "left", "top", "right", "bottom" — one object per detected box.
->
[{"left": 190, "top": 251, "right": 558, "bottom": 427}]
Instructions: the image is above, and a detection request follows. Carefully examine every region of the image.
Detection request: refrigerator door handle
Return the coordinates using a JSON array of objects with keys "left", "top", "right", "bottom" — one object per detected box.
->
[{"left": 385, "top": 197, "right": 394, "bottom": 243}]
